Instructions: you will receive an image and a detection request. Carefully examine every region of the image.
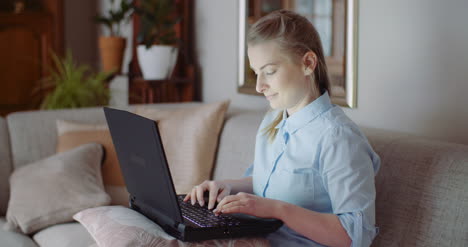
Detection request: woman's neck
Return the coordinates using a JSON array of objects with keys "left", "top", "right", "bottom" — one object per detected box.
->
[{"left": 286, "top": 91, "right": 320, "bottom": 116}]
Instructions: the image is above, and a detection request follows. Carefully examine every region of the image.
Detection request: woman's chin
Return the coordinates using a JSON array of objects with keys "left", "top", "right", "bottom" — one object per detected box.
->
[{"left": 268, "top": 101, "right": 281, "bottom": 110}]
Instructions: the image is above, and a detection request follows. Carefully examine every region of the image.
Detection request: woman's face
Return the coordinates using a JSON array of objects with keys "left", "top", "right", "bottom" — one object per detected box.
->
[{"left": 247, "top": 41, "right": 316, "bottom": 115}]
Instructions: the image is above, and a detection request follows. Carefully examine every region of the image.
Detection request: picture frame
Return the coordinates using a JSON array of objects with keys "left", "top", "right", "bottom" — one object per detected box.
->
[{"left": 237, "top": 0, "right": 358, "bottom": 108}]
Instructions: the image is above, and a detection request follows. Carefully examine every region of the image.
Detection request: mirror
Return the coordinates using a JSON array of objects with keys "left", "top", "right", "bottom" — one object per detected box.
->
[{"left": 238, "top": 0, "right": 358, "bottom": 108}]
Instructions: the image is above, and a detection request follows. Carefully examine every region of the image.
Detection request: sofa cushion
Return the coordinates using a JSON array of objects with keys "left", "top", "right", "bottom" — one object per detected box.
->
[
  {"left": 362, "top": 127, "right": 468, "bottom": 246},
  {"left": 73, "top": 206, "right": 269, "bottom": 247},
  {"left": 135, "top": 100, "right": 230, "bottom": 194},
  {"left": 33, "top": 222, "right": 95, "bottom": 247},
  {"left": 0, "top": 218, "right": 38, "bottom": 247},
  {"left": 0, "top": 117, "right": 12, "bottom": 216},
  {"left": 4, "top": 143, "right": 110, "bottom": 234},
  {"left": 56, "top": 120, "right": 129, "bottom": 206}
]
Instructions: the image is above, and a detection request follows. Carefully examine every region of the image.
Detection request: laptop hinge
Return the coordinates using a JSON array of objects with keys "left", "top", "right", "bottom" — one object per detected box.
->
[{"left": 130, "top": 197, "right": 182, "bottom": 230}]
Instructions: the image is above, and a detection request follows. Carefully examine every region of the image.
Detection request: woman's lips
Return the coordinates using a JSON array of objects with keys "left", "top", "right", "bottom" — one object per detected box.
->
[{"left": 266, "top": 93, "right": 278, "bottom": 100}]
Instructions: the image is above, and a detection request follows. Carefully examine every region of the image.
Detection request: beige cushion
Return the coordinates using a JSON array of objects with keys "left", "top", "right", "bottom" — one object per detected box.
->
[
  {"left": 136, "top": 100, "right": 230, "bottom": 194},
  {"left": 56, "top": 120, "right": 129, "bottom": 206},
  {"left": 33, "top": 222, "right": 95, "bottom": 247},
  {"left": 73, "top": 206, "right": 269, "bottom": 247},
  {"left": 3, "top": 143, "right": 111, "bottom": 234}
]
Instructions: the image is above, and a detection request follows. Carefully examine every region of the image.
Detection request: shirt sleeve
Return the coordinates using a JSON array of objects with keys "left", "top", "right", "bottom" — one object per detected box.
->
[{"left": 320, "top": 126, "right": 380, "bottom": 247}]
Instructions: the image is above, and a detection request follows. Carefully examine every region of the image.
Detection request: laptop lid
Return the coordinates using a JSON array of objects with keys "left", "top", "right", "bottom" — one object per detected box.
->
[{"left": 103, "top": 107, "right": 183, "bottom": 224}]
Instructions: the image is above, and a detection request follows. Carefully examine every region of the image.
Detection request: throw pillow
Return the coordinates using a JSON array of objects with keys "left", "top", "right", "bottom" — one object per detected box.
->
[
  {"left": 56, "top": 120, "right": 129, "bottom": 206},
  {"left": 4, "top": 143, "right": 111, "bottom": 234},
  {"left": 73, "top": 206, "right": 270, "bottom": 247},
  {"left": 135, "top": 100, "right": 230, "bottom": 194}
]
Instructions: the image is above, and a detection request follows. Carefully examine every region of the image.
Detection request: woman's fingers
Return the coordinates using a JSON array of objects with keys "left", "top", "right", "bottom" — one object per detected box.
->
[
  {"left": 190, "top": 187, "right": 197, "bottom": 205},
  {"left": 214, "top": 199, "right": 246, "bottom": 215},
  {"left": 217, "top": 187, "right": 230, "bottom": 203},
  {"left": 214, "top": 194, "right": 237, "bottom": 213},
  {"left": 183, "top": 193, "right": 190, "bottom": 202},
  {"left": 208, "top": 184, "right": 220, "bottom": 210},
  {"left": 195, "top": 184, "right": 207, "bottom": 207}
]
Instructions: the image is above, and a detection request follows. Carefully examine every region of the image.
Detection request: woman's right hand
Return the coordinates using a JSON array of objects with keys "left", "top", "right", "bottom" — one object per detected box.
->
[{"left": 183, "top": 180, "right": 232, "bottom": 210}]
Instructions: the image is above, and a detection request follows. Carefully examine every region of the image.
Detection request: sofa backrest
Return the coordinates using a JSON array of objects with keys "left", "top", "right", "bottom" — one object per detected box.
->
[
  {"left": 0, "top": 117, "right": 12, "bottom": 216},
  {"left": 362, "top": 127, "right": 468, "bottom": 246},
  {"left": 211, "top": 108, "right": 264, "bottom": 180},
  {"left": 5, "top": 103, "right": 202, "bottom": 169}
]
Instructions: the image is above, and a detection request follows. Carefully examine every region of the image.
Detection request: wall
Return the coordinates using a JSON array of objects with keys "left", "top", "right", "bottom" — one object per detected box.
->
[{"left": 195, "top": 0, "right": 468, "bottom": 145}]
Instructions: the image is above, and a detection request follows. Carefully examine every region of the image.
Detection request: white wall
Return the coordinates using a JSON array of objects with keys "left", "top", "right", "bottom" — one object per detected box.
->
[
  {"left": 195, "top": 0, "right": 468, "bottom": 145},
  {"left": 196, "top": 0, "right": 269, "bottom": 111}
]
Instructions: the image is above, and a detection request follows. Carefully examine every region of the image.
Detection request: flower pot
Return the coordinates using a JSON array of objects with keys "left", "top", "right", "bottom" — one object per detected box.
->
[
  {"left": 137, "top": 45, "right": 178, "bottom": 80},
  {"left": 99, "top": 36, "right": 126, "bottom": 74}
]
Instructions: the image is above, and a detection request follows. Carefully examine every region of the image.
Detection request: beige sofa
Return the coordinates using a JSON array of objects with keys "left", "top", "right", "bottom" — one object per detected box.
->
[{"left": 0, "top": 103, "right": 467, "bottom": 247}]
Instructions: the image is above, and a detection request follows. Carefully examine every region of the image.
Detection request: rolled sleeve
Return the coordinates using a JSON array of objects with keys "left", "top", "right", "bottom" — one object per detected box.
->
[
  {"left": 338, "top": 211, "right": 378, "bottom": 247},
  {"left": 320, "top": 126, "right": 380, "bottom": 247}
]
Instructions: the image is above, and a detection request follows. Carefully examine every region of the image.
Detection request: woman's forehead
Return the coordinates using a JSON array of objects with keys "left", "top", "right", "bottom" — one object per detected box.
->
[{"left": 248, "top": 42, "right": 290, "bottom": 68}]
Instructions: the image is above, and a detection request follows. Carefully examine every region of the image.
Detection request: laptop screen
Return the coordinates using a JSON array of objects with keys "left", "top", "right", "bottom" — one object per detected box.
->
[{"left": 104, "top": 107, "right": 183, "bottom": 223}]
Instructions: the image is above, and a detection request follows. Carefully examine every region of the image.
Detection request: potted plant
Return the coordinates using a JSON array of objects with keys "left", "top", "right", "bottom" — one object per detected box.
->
[
  {"left": 135, "top": 0, "right": 180, "bottom": 80},
  {"left": 95, "top": 0, "right": 133, "bottom": 74},
  {"left": 40, "top": 51, "right": 111, "bottom": 110}
]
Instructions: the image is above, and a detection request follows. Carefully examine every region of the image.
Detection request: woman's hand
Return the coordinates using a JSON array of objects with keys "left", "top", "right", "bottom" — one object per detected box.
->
[
  {"left": 183, "top": 180, "right": 232, "bottom": 210},
  {"left": 213, "top": 192, "right": 282, "bottom": 219}
]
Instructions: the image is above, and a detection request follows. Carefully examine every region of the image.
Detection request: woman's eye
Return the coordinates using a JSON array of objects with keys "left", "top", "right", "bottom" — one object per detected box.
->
[{"left": 266, "top": 71, "right": 276, "bottom": 75}]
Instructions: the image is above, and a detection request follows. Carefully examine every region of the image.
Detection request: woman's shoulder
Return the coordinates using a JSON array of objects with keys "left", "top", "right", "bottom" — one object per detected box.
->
[{"left": 317, "top": 106, "right": 369, "bottom": 142}]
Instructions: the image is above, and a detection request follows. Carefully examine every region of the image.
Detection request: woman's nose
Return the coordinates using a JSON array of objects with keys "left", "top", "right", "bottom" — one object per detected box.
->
[{"left": 255, "top": 75, "right": 267, "bottom": 93}]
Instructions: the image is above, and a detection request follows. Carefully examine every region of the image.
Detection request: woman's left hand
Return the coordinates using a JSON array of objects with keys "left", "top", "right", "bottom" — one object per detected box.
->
[{"left": 213, "top": 192, "right": 282, "bottom": 219}]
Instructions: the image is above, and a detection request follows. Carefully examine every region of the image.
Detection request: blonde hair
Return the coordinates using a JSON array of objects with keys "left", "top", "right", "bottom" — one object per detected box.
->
[{"left": 248, "top": 10, "right": 331, "bottom": 142}]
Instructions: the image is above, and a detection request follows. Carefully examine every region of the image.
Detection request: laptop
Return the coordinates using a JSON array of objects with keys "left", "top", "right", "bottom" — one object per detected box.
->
[{"left": 103, "top": 107, "right": 283, "bottom": 241}]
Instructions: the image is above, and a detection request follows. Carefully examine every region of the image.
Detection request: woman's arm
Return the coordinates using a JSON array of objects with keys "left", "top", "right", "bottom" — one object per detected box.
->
[
  {"left": 275, "top": 201, "right": 351, "bottom": 247},
  {"left": 214, "top": 193, "right": 350, "bottom": 247}
]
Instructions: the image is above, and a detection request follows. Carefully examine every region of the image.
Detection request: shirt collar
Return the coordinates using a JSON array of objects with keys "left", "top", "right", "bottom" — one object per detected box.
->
[{"left": 275, "top": 91, "right": 333, "bottom": 134}]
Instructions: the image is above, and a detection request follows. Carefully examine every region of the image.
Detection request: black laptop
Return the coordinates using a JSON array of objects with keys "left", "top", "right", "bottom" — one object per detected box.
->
[{"left": 103, "top": 107, "right": 282, "bottom": 241}]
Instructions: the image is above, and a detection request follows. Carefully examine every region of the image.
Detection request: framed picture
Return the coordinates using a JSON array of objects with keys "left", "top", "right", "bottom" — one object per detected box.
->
[{"left": 238, "top": 0, "right": 358, "bottom": 108}]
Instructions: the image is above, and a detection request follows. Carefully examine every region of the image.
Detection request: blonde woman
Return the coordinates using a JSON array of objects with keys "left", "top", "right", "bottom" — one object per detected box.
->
[{"left": 185, "top": 10, "right": 380, "bottom": 247}]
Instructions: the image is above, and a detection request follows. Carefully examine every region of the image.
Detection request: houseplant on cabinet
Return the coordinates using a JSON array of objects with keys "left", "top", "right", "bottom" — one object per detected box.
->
[
  {"left": 40, "top": 51, "right": 111, "bottom": 110},
  {"left": 95, "top": 0, "right": 133, "bottom": 74},
  {"left": 135, "top": 0, "right": 180, "bottom": 80}
]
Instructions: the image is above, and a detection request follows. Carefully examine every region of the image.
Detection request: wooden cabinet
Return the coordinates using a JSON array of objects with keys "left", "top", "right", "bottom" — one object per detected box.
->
[
  {"left": 0, "top": 12, "right": 52, "bottom": 116},
  {"left": 128, "top": 0, "right": 198, "bottom": 104},
  {"left": 0, "top": 0, "right": 63, "bottom": 116}
]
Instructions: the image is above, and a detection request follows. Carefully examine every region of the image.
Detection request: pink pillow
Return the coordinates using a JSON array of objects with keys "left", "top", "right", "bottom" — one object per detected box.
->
[{"left": 73, "top": 206, "right": 270, "bottom": 247}]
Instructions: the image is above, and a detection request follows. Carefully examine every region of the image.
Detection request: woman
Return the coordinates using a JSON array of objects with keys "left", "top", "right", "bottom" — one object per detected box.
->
[{"left": 184, "top": 10, "right": 380, "bottom": 247}]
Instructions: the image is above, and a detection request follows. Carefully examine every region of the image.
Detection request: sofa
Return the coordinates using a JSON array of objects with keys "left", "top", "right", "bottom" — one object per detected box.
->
[{"left": 0, "top": 103, "right": 467, "bottom": 247}]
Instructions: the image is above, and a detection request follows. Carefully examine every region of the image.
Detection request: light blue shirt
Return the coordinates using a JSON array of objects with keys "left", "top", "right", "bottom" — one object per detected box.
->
[{"left": 244, "top": 91, "right": 380, "bottom": 247}]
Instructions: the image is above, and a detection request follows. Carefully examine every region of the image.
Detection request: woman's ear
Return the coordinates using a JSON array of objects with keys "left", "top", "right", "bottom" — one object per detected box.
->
[{"left": 302, "top": 51, "right": 318, "bottom": 76}]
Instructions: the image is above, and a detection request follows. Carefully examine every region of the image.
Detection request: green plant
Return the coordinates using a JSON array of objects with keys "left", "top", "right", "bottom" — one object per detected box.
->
[
  {"left": 40, "top": 51, "right": 111, "bottom": 110},
  {"left": 94, "top": 0, "right": 134, "bottom": 36},
  {"left": 135, "top": 0, "right": 181, "bottom": 48}
]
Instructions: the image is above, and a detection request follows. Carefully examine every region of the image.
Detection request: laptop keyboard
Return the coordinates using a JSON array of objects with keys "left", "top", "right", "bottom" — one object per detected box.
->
[{"left": 177, "top": 196, "right": 242, "bottom": 228}]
